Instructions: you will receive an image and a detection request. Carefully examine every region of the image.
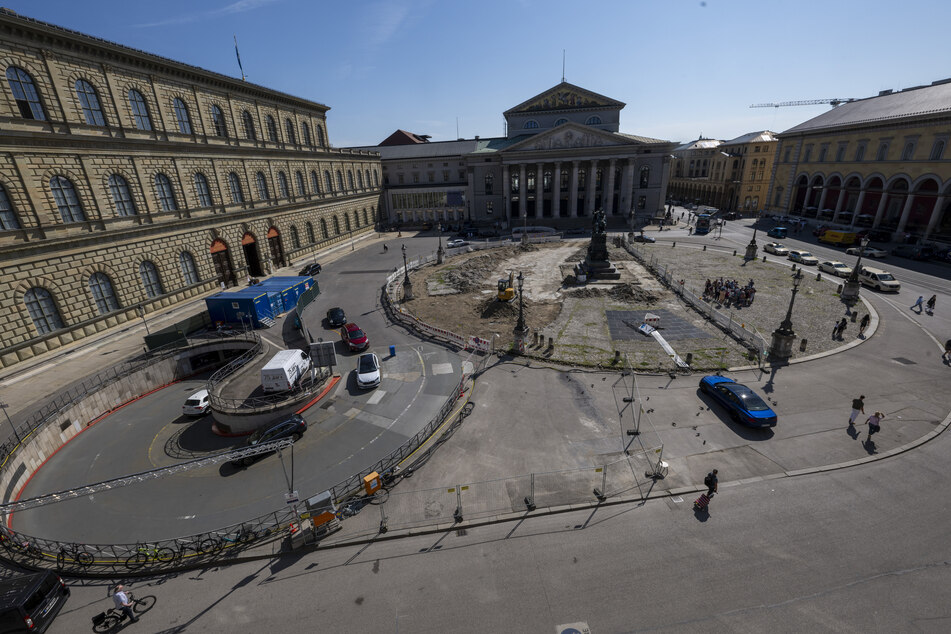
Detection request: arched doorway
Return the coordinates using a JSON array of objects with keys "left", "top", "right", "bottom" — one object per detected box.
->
[
  {"left": 266, "top": 226, "right": 285, "bottom": 270},
  {"left": 241, "top": 232, "right": 264, "bottom": 277},
  {"left": 210, "top": 238, "right": 236, "bottom": 287}
]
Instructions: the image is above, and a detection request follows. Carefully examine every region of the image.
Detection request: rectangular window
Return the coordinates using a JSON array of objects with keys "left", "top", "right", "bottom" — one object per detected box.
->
[
  {"left": 818, "top": 146, "right": 827, "bottom": 162},
  {"left": 803, "top": 145, "right": 812, "bottom": 162},
  {"left": 836, "top": 144, "right": 846, "bottom": 162},
  {"left": 397, "top": 174, "right": 404, "bottom": 185},
  {"left": 458, "top": 170, "right": 465, "bottom": 180},
  {"left": 637, "top": 196, "right": 646, "bottom": 210},
  {"left": 413, "top": 174, "right": 419, "bottom": 184},
  {"left": 486, "top": 201, "right": 493, "bottom": 215},
  {"left": 783, "top": 149, "right": 791, "bottom": 163},
  {"left": 442, "top": 170, "right": 450, "bottom": 181}
]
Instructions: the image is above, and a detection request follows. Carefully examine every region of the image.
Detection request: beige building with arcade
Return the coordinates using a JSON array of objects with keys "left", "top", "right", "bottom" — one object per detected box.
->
[{"left": 0, "top": 9, "right": 382, "bottom": 369}]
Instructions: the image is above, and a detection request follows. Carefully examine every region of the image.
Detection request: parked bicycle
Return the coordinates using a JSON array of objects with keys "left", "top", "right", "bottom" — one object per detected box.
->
[
  {"left": 92, "top": 592, "right": 156, "bottom": 632},
  {"left": 125, "top": 543, "right": 175, "bottom": 569},
  {"left": 56, "top": 542, "right": 94, "bottom": 569}
]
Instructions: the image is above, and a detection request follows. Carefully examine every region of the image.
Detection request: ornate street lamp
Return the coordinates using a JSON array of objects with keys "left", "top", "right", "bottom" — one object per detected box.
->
[
  {"left": 513, "top": 271, "right": 528, "bottom": 351},
  {"left": 744, "top": 227, "right": 758, "bottom": 261},
  {"left": 401, "top": 244, "right": 414, "bottom": 300},
  {"left": 770, "top": 270, "right": 804, "bottom": 359},
  {"left": 840, "top": 235, "right": 869, "bottom": 305},
  {"left": 436, "top": 224, "right": 445, "bottom": 264}
]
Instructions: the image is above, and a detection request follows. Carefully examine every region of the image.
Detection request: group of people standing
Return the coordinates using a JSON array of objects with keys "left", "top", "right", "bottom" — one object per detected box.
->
[{"left": 703, "top": 277, "right": 756, "bottom": 308}]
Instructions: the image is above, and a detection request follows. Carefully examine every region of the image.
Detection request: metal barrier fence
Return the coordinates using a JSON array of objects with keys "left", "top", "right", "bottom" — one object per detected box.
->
[
  {"left": 325, "top": 445, "right": 666, "bottom": 542},
  {"left": 622, "top": 239, "right": 769, "bottom": 367}
]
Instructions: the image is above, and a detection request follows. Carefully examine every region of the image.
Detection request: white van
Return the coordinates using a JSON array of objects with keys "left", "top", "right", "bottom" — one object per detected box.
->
[
  {"left": 260, "top": 349, "right": 311, "bottom": 392},
  {"left": 858, "top": 266, "right": 900, "bottom": 292}
]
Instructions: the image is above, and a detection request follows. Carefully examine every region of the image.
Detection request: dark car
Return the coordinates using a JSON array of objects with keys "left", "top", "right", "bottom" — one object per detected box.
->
[
  {"left": 326, "top": 307, "right": 346, "bottom": 327},
  {"left": 231, "top": 414, "right": 307, "bottom": 467},
  {"left": 767, "top": 226, "right": 787, "bottom": 238},
  {"left": 892, "top": 244, "right": 935, "bottom": 260},
  {"left": 298, "top": 262, "right": 322, "bottom": 276},
  {"left": 341, "top": 323, "right": 369, "bottom": 351},
  {"left": 0, "top": 571, "right": 70, "bottom": 633},
  {"left": 632, "top": 234, "right": 656, "bottom": 243},
  {"left": 699, "top": 375, "right": 777, "bottom": 428}
]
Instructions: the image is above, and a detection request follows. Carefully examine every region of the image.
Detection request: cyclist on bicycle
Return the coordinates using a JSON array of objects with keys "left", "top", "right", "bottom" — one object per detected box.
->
[{"left": 113, "top": 585, "right": 138, "bottom": 623}]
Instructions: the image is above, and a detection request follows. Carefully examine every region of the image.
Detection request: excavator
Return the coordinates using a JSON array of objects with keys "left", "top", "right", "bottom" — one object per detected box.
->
[{"left": 497, "top": 271, "right": 516, "bottom": 302}]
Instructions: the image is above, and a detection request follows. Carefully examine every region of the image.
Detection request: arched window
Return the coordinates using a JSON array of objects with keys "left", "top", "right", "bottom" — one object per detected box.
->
[
  {"left": 285, "top": 118, "right": 296, "bottom": 144},
  {"left": 363, "top": 208, "right": 369, "bottom": 225},
  {"left": 316, "top": 125, "right": 325, "bottom": 147},
  {"left": 333, "top": 216, "right": 341, "bottom": 234},
  {"left": 290, "top": 225, "right": 300, "bottom": 248},
  {"left": 256, "top": 172, "right": 270, "bottom": 200},
  {"left": 310, "top": 171, "right": 321, "bottom": 194},
  {"left": 266, "top": 115, "right": 278, "bottom": 142},
  {"left": 353, "top": 209, "right": 360, "bottom": 228},
  {"left": 277, "top": 172, "right": 289, "bottom": 198},
  {"left": 0, "top": 184, "right": 22, "bottom": 230},
  {"left": 347, "top": 170, "right": 355, "bottom": 190},
  {"left": 320, "top": 218, "right": 328, "bottom": 238},
  {"left": 324, "top": 170, "right": 333, "bottom": 192},
  {"left": 179, "top": 251, "right": 199, "bottom": 285},
  {"left": 585, "top": 115, "right": 602, "bottom": 125},
  {"left": 24, "top": 287, "right": 63, "bottom": 334},
  {"left": 6, "top": 67, "right": 45, "bottom": 120},
  {"left": 228, "top": 172, "right": 244, "bottom": 203},
  {"left": 373, "top": 171, "right": 379, "bottom": 187},
  {"left": 336, "top": 171, "right": 344, "bottom": 191},
  {"left": 108, "top": 174, "right": 137, "bottom": 217},
  {"left": 306, "top": 222, "right": 315, "bottom": 243},
  {"left": 75, "top": 79, "right": 106, "bottom": 126},
  {"left": 523, "top": 120, "right": 539, "bottom": 129},
  {"left": 357, "top": 171, "right": 364, "bottom": 189},
  {"left": 128, "top": 89, "right": 152, "bottom": 130},
  {"left": 89, "top": 272, "right": 120, "bottom": 314},
  {"left": 301, "top": 121, "right": 311, "bottom": 146},
  {"left": 554, "top": 118, "right": 568, "bottom": 126},
  {"left": 194, "top": 172, "right": 213, "bottom": 207},
  {"left": 295, "top": 171, "right": 306, "bottom": 196},
  {"left": 930, "top": 139, "right": 946, "bottom": 161},
  {"left": 210, "top": 104, "right": 227, "bottom": 137},
  {"left": 484, "top": 173, "right": 494, "bottom": 195},
  {"left": 49, "top": 176, "right": 86, "bottom": 223},
  {"left": 242, "top": 110, "right": 256, "bottom": 140},
  {"left": 639, "top": 166, "right": 650, "bottom": 188},
  {"left": 365, "top": 170, "right": 371, "bottom": 188},
  {"left": 154, "top": 173, "right": 178, "bottom": 211},
  {"left": 138, "top": 261, "right": 163, "bottom": 298},
  {"left": 173, "top": 98, "right": 192, "bottom": 134}
]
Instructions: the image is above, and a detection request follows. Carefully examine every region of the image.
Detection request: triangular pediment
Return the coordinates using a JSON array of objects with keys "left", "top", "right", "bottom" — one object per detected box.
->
[
  {"left": 503, "top": 123, "right": 635, "bottom": 153},
  {"left": 504, "top": 82, "right": 625, "bottom": 115}
]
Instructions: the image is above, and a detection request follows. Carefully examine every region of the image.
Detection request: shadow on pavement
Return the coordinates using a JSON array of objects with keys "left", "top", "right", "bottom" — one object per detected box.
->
[{"left": 696, "top": 389, "right": 775, "bottom": 441}]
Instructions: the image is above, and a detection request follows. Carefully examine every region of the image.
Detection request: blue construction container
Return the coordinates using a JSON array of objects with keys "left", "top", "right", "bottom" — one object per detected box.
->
[{"left": 205, "top": 290, "right": 275, "bottom": 328}]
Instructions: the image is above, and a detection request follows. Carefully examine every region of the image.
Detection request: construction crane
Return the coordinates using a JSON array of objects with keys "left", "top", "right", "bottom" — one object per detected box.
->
[{"left": 750, "top": 98, "right": 856, "bottom": 109}]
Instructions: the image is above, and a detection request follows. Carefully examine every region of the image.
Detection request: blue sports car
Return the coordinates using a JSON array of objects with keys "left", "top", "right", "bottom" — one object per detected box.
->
[{"left": 699, "top": 375, "right": 777, "bottom": 427}]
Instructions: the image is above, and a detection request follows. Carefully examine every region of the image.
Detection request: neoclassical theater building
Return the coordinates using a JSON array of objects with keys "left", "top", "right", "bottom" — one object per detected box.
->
[
  {"left": 362, "top": 82, "right": 676, "bottom": 230},
  {"left": 0, "top": 9, "right": 382, "bottom": 369},
  {"left": 766, "top": 79, "right": 951, "bottom": 244}
]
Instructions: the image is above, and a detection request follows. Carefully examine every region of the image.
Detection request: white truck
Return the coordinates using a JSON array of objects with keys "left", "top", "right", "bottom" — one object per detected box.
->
[{"left": 260, "top": 349, "right": 311, "bottom": 393}]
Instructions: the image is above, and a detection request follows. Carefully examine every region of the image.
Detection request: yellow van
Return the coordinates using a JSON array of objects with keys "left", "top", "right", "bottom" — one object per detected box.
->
[{"left": 817, "top": 230, "right": 858, "bottom": 246}]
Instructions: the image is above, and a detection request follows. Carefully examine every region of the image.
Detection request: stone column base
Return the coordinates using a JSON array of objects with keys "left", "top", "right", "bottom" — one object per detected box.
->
[
  {"left": 840, "top": 279, "right": 860, "bottom": 304},
  {"left": 770, "top": 329, "right": 796, "bottom": 359}
]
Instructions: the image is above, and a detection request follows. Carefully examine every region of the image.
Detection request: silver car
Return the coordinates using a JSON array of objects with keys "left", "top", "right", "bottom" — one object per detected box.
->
[
  {"left": 355, "top": 353, "right": 381, "bottom": 389},
  {"left": 763, "top": 242, "right": 788, "bottom": 255}
]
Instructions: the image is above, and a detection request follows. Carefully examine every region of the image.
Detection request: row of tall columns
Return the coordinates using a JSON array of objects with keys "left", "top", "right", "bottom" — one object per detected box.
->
[
  {"left": 810, "top": 184, "right": 946, "bottom": 239},
  {"left": 502, "top": 158, "right": 634, "bottom": 219}
]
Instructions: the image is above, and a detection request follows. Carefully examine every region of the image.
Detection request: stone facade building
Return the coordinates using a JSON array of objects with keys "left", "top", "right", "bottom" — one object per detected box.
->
[
  {"left": 766, "top": 79, "right": 951, "bottom": 244},
  {"left": 0, "top": 9, "right": 382, "bottom": 369},
  {"left": 668, "top": 131, "right": 777, "bottom": 214},
  {"left": 359, "top": 82, "right": 676, "bottom": 230}
]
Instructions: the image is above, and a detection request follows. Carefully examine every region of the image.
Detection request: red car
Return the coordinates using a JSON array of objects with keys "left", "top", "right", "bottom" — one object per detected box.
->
[{"left": 341, "top": 323, "right": 368, "bottom": 351}]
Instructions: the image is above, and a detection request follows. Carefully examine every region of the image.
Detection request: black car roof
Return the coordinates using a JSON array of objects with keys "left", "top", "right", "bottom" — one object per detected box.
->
[{"left": 0, "top": 572, "right": 55, "bottom": 609}]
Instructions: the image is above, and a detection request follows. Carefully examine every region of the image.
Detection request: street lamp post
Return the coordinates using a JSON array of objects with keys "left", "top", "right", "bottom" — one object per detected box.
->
[
  {"left": 401, "top": 244, "right": 413, "bottom": 300},
  {"left": 136, "top": 305, "right": 151, "bottom": 336},
  {"left": 840, "top": 235, "right": 869, "bottom": 305},
  {"left": 770, "top": 270, "right": 805, "bottom": 359},
  {"left": 436, "top": 224, "right": 445, "bottom": 264},
  {"left": 513, "top": 271, "right": 528, "bottom": 352},
  {"left": 0, "top": 401, "right": 21, "bottom": 444}
]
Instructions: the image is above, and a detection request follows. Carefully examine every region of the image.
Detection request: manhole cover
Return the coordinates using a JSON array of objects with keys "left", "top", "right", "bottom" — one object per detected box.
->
[{"left": 892, "top": 357, "right": 917, "bottom": 365}]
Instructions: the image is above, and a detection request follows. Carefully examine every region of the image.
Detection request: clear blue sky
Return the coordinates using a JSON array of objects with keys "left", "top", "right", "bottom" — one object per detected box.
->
[{"left": 7, "top": 0, "right": 949, "bottom": 146}]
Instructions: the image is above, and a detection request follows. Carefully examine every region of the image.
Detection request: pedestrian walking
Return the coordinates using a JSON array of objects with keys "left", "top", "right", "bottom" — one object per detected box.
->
[
  {"left": 704, "top": 469, "right": 718, "bottom": 497},
  {"left": 833, "top": 317, "right": 847, "bottom": 340},
  {"left": 865, "top": 411, "right": 885, "bottom": 441},
  {"left": 926, "top": 295, "right": 936, "bottom": 314},
  {"left": 911, "top": 295, "right": 924, "bottom": 312},
  {"left": 849, "top": 395, "right": 865, "bottom": 426},
  {"left": 859, "top": 313, "right": 870, "bottom": 337},
  {"left": 944, "top": 339, "right": 951, "bottom": 362},
  {"left": 113, "top": 585, "right": 138, "bottom": 623},
  {"left": 383, "top": 243, "right": 388, "bottom": 253}
]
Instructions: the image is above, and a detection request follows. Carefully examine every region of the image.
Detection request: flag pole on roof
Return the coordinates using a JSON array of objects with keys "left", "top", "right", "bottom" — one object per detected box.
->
[{"left": 234, "top": 34, "right": 246, "bottom": 81}]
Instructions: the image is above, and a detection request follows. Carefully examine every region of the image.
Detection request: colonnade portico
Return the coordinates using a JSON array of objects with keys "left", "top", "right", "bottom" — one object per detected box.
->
[{"left": 500, "top": 157, "right": 637, "bottom": 221}]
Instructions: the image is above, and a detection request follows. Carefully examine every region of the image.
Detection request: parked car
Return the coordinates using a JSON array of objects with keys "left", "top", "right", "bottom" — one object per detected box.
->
[
  {"left": 355, "top": 352, "right": 381, "bottom": 389},
  {"left": 812, "top": 224, "right": 831, "bottom": 237},
  {"left": 767, "top": 226, "right": 788, "bottom": 238},
  {"left": 845, "top": 245, "right": 888, "bottom": 258},
  {"left": 341, "top": 323, "right": 369, "bottom": 351},
  {"left": 699, "top": 375, "right": 777, "bottom": 428},
  {"left": 0, "top": 571, "right": 70, "bottom": 633},
  {"left": 231, "top": 414, "right": 307, "bottom": 467},
  {"left": 182, "top": 389, "right": 211, "bottom": 416},
  {"left": 631, "top": 234, "right": 656, "bottom": 243},
  {"left": 446, "top": 239, "right": 468, "bottom": 248},
  {"left": 326, "top": 307, "right": 347, "bottom": 327},
  {"left": 892, "top": 244, "right": 935, "bottom": 260},
  {"left": 298, "top": 262, "right": 322, "bottom": 276},
  {"left": 818, "top": 261, "right": 853, "bottom": 277},
  {"left": 787, "top": 250, "right": 819, "bottom": 266},
  {"left": 763, "top": 242, "right": 789, "bottom": 255}
]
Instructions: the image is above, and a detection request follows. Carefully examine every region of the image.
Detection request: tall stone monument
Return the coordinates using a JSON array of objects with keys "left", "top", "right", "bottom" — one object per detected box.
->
[{"left": 582, "top": 209, "right": 621, "bottom": 280}]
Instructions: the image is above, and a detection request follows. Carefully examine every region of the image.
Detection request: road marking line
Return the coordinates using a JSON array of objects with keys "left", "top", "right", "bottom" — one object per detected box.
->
[{"left": 367, "top": 390, "right": 386, "bottom": 405}]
